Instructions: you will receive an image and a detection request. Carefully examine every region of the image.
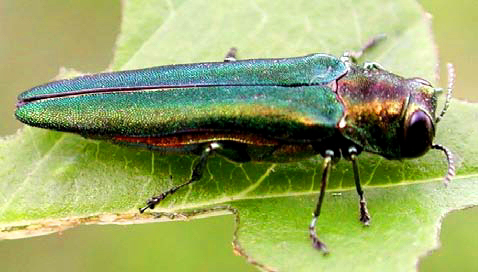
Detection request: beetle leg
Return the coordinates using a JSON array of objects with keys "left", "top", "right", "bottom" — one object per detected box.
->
[
  {"left": 363, "top": 61, "right": 384, "bottom": 70},
  {"left": 224, "top": 47, "right": 238, "bottom": 62},
  {"left": 309, "top": 150, "right": 334, "bottom": 254},
  {"left": 342, "top": 34, "right": 387, "bottom": 63},
  {"left": 349, "top": 147, "right": 371, "bottom": 225},
  {"left": 139, "top": 142, "right": 222, "bottom": 213}
]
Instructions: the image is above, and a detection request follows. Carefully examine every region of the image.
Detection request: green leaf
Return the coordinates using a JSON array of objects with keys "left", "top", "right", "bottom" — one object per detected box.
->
[{"left": 1, "top": 0, "right": 477, "bottom": 271}]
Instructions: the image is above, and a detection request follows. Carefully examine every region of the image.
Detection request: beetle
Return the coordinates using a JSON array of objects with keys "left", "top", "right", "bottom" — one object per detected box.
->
[{"left": 15, "top": 37, "right": 455, "bottom": 253}]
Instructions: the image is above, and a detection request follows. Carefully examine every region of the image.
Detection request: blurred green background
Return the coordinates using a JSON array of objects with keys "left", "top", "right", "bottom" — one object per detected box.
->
[{"left": 0, "top": 0, "right": 476, "bottom": 271}]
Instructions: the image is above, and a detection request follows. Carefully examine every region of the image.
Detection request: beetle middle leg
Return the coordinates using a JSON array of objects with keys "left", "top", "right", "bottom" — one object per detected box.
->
[
  {"left": 224, "top": 47, "right": 238, "bottom": 62},
  {"left": 309, "top": 149, "right": 335, "bottom": 254},
  {"left": 348, "top": 146, "right": 371, "bottom": 225},
  {"left": 139, "top": 142, "right": 222, "bottom": 213},
  {"left": 342, "top": 34, "right": 387, "bottom": 63}
]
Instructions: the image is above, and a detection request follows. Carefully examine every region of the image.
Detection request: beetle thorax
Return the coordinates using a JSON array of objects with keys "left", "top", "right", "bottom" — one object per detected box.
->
[{"left": 335, "top": 65, "right": 410, "bottom": 158}]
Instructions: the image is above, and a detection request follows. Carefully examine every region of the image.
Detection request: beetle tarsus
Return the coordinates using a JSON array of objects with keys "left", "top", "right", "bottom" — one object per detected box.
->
[
  {"left": 309, "top": 217, "right": 329, "bottom": 255},
  {"left": 349, "top": 146, "right": 371, "bottom": 226},
  {"left": 309, "top": 151, "right": 333, "bottom": 253},
  {"left": 139, "top": 193, "right": 168, "bottom": 213},
  {"left": 139, "top": 143, "right": 221, "bottom": 213},
  {"left": 359, "top": 199, "right": 371, "bottom": 226}
]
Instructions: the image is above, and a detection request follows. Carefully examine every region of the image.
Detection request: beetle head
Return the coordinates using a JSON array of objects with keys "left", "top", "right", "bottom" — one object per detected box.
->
[
  {"left": 400, "top": 77, "right": 437, "bottom": 158},
  {"left": 337, "top": 62, "right": 455, "bottom": 185},
  {"left": 401, "top": 64, "right": 454, "bottom": 159},
  {"left": 337, "top": 63, "right": 454, "bottom": 157}
]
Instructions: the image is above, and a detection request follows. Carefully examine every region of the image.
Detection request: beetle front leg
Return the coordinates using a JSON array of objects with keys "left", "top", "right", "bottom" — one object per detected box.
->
[
  {"left": 349, "top": 147, "right": 371, "bottom": 225},
  {"left": 309, "top": 150, "right": 334, "bottom": 254},
  {"left": 139, "top": 142, "right": 222, "bottom": 213},
  {"left": 224, "top": 47, "right": 238, "bottom": 62}
]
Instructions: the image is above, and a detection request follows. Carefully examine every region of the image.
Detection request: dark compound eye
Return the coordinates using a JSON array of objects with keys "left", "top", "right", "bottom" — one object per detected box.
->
[{"left": 402, "top": 110, "right": 434, "bottom": 158}]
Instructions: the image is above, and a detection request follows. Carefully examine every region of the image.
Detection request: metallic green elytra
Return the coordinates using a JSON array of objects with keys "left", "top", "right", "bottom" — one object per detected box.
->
[
  {"left": 16, "top": 54, "right": 346, "bottom": 147},
  {"left": 15, "top": 41, "right": 455, "bottom": 253}
]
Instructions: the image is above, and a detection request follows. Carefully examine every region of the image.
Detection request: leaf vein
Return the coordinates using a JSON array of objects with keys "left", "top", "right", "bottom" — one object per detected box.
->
[
  {"left": 0, "top": 133, "right": 67, "bottom": 215},
  {"left": 235, "top": 164, "right": 276, "bottom": 197}
]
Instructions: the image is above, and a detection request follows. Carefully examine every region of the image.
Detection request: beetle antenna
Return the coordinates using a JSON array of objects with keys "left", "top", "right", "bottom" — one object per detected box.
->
[
  {"left": 431, "top": 144, "right": 455, "bottom": 186},
  {"left": 435, "top": 63, "right": 455, "bottom": 123}
]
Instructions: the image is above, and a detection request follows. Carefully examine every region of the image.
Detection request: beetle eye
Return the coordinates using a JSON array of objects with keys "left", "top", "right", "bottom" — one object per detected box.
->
[
  {"left": 411, "top": 77, "right": 433, "bottom": 87},
  {"left": 402, "top": 110, "right": 434, "bottom": 158}
]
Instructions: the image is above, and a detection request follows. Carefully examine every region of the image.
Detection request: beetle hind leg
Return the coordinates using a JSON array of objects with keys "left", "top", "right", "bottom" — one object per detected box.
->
[
  {"left": 348, "top": 147, "right": 371, "bottom": 225},
  {"left": 139, "top": 142, "right": 222, "bottom": 213},
  {"left": 309, "top": 150, "right": 335, "bottom": 254}
]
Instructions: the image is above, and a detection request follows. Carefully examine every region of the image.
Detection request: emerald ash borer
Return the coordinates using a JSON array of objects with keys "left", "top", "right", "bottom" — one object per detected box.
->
[{"left": 15, "top": 37, "right": 455, "bottom": 253}]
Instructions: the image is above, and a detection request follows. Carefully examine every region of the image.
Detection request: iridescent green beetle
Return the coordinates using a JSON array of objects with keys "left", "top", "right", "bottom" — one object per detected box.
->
[{"left": 15, "top": 37, "right": 455, "bottom": 253}]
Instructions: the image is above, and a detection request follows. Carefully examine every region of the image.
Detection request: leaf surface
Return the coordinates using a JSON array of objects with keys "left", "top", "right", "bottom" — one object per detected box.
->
[{"left": 1, "top": 0, "right": 477, "bottom": 271}]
